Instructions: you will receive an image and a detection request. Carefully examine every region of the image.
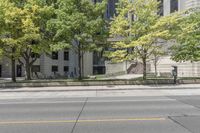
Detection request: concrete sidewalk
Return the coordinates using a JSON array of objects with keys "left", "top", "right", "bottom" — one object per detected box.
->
[{"left": 0, "top": 84, "right": 200, "bottom": 92}]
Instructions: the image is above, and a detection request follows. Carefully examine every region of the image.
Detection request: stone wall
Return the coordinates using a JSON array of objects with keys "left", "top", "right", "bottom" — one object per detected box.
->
[{"left": 150, "top": 56, "right": 200, "bottom": 77}]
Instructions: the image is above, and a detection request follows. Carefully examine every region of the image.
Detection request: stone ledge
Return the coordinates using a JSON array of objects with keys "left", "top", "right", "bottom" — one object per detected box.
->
[
  {"left": 1, "top": 79, "right": 196, "bottom": 88},
  {"left": 0, "top": 79, "right": 200, "bottom": 88}
]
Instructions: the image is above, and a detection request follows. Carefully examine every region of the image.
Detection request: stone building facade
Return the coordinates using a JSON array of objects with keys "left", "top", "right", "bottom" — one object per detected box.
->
[{"left": 0, "top": 50, "right": 93, "bottom": 78}]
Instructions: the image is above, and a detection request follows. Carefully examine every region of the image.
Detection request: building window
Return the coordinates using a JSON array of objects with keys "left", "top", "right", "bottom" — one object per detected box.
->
[
  {"left": 158, "top": 0, "right": 164, "bottom": 16},
  {"left": 32, "top": 65, "right": 40, "bottom": 72},
  {"left": 94, "top": 0, "right": 100, "bottom": 4},
  {"left": 64, "top": 51, "right": 69, "bottom": 61},
  {"left": 93, "top": 66, "right": 106, "bottom": 75},
  {"left": 64, "top": 66, "right": 69, "bottom": 72},
  {"left": 106, "top": 4, "right": 110, "bottom": 18},
  {"left": 52, "top": 52, "right": 58, "bottom": 60},
  {"left": 170, "top": 0, "right": 178, "bottom": 13},
  {"left": 106, "top": 0, "right": 118, "bottom": 19},
  {"left": 31, "top": 53, "right": 40, "bottom": 58},
  {"left": 52, "top": 66, "right": 58, "bottom": 72},
  {"left": 131, "top": 14, "right": 135, "bottom": 21}
]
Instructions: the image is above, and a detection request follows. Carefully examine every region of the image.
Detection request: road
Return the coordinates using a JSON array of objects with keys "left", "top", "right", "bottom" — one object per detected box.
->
[{"left": 0, "top": 95, "right": 200, "bottom": 133}]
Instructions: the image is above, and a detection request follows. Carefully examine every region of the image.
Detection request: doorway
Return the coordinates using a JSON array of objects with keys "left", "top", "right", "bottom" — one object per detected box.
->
[{"left": 17, "top": 65, "right": 22, "bottom": 77}]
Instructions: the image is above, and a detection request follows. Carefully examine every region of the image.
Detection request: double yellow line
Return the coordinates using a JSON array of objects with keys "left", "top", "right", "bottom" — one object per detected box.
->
[{"left": 0, "top": 117, "right": 166, "bottom": 125}]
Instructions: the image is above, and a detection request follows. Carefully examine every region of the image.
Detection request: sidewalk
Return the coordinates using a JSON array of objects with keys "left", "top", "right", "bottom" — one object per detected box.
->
[{"left": 1, "top": 84, "right": 200, "bottom": 92}]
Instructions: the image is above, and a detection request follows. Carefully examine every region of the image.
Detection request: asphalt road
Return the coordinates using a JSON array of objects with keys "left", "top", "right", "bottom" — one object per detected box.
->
[{"left": 0, "top": 96, "right": 200, "bottom": 133}]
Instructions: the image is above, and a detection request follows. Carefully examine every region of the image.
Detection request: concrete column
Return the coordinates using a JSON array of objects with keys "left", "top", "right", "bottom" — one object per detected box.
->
[{"left": 164, "top": 0, "right": 170, "bottom": 16}]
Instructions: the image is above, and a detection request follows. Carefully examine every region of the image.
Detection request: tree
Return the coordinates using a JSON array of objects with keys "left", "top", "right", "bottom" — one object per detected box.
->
[
  {"left": 16, "top": 0, "right": 54, "bottom": 80},
  {"left": 171, "top": 8, "right": 200, "bottom": 62},
  {"left": 47, "top": 0, "right": 108, "bottom": 79},
  {"left": 151, "top": 40, "right": 166, "bottom": 77},
  {"left": 0, "top": 0, "right": 54, "bottom": 80},
  {"left": 0, "top": 0, "right": 24, "bottom": 82},
  {"left": 107, "top": 0, "right": 179, "bottom": 80}
]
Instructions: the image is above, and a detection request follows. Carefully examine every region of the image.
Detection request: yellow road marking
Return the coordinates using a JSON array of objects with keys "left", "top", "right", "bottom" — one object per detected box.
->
[{"left": 0, "top": 118, "right": 166, "bottom": 125}]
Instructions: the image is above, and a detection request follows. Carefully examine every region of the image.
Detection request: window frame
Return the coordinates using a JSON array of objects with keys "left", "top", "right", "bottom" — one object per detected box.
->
[
  {"left": 52, "top": 65, "right": 58, "bottom": 72},
  {"left": 52, "top": 52, "right": 58, "bottom": 60}
]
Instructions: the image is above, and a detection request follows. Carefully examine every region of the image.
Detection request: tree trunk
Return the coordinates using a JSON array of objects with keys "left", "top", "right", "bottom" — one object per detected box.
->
[
  {"left": 154, "top": 56, "right": 157, "bottom": 77},
  {"left": 25, "top": 60, "right": 31, "bottom": 80},
  {"left": 142, "top": 57, "right": 147, "bottom": 80},
  {"left": 78, "top": 44, "right": 82, "bottom": 80},
  {"left": 11, "top": 48, "right": 16, "bottom": 82},
  {"left": 81, "top": 52, "right": 84, "bottom": 78},
  {"left": 11, "top": 57, "right": 16, "bottom": 82},
  {"left": 155, "top": 62, "right": 157, "bottom": 77}
]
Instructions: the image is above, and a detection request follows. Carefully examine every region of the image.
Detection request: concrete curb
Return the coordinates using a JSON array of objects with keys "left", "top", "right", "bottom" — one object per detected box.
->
[
  {"left": 0, "top": 79, "right": 200, "bottom": 89},
  {"left": 1, "top": 86, "right": 200, "bottom": 93},
  {"left": 0, "top": 79, "right": 176, "bottom": 88}
]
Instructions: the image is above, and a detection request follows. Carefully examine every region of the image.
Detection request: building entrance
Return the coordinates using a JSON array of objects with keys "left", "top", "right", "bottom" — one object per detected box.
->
[{"left": 17, "top": 65, "right": 22, "bottom": 77}]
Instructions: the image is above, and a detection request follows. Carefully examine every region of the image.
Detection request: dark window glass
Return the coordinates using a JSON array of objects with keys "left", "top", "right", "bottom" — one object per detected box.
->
[
  {"left": 106, "top": 0, "right": 118, "bottom": 19},
  {"left": 94, "top": 0, "right": 105, "bottom": 4},
  {"left": 93, "top": 66, "right": 106, "bottom": 75},
  {"left": 64, "top": 51, "right": 69, "bottom": 60},
  {"left": 16, "top": 65, "right": 22, "bottom": 77},
  {"left": 31, "top": 53, "right": 40, "bottom": 58},
  {"left": 93, "top": 52, "right": 105, "bottom": 65},
  {"left": 64, "top": 66, "right": 69, "bottom": 72},
  {"left": 94, "top": 0, "right": 101, "bottom": 4},
  {"left": 131, "top": 14, "right": 134, "bottom": 21},
  {"left": 106, "top": 5, "right": 110, "bottom": 18},
  {"left": 52, "top": 52, "right": 58, "bottom": 60},
  {"left": 109, "top": 0, "right": 115, "bottom": 17},
  {"left": 170, "top": 0, "right": 178, "bottom": 13},
  {"left": 158, "top": 0, "right": 164, "bottom": 16},
  {"left": 52, "top": 66, "right": 58, "bottom": 72},
  {"left": 32, "top": 65, "right": 40, "bottom": 72}
]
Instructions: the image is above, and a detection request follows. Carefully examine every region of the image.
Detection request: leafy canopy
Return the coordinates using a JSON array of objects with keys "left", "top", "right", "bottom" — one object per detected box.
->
[
  {"left": 171, "top": 8, "right": 200, "bottom": 62},
  {"left": 107, "top": 0, "right": 179, "bottom": 63},
  {"left": 47, "top": 0, "right": 108, "bottom": 52}
]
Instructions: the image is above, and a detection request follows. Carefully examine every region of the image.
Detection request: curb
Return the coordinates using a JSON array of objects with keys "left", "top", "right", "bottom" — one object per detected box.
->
[
  {"left": 0, "top": 79, "right": 175, "bottom": 88},
  {"left": 1, "top": 87, "right": 200, "bottom": 93},
  {"left": 0, "top": 79, "right": 200, "bottom": 89}
]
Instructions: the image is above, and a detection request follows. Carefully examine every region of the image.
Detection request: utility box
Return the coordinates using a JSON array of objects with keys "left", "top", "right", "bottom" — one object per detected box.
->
[{"left": 172, "top": 66, "right": 178, "bottom": 84}]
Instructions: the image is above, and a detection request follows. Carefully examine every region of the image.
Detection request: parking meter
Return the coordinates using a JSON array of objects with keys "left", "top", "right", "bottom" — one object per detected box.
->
[{"left": 172, "top": 66, "right": 178, "bottom": 84}]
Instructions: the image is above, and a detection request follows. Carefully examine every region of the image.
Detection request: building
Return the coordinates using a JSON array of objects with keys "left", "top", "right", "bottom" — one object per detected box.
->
[{"left": 0, "top": 50, "right": 93, "bottom": 78}]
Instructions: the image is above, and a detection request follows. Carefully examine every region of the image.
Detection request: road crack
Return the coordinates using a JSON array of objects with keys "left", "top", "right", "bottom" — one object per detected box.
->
[
  {"left": 167, "top": 96, "right": 200, "bottom": 111},
  {"left": 168, "top": 116, "right": 194, "bottom": 133},
  {"left": 70, "top": 98, "right": 88, "bottom": 133}
]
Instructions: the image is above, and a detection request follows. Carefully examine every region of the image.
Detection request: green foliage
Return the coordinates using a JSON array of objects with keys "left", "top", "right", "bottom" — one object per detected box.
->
[
  {"left": 108, "top": 0, "right": 178, "bottom": 61},
  {"left": 171, "top": 8, "right": 200, "bottom": 62},
  {"left": 47, "top": 0, "right": 108, "bottom": 52},
  {"left": 0, "top": 0, "right": 22, "bottom": 59},
  {"left": 0, "top": 0, "right": 55, "bottom": 56},
  {"left": 47, "top": 0, "right": 108, "bottom": 79},
  {"left": 0, "top": 0, "right": 55, "bottom": 80},
  {"left": 107, "top": 0, "right": 179, "bottom": 79}
]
